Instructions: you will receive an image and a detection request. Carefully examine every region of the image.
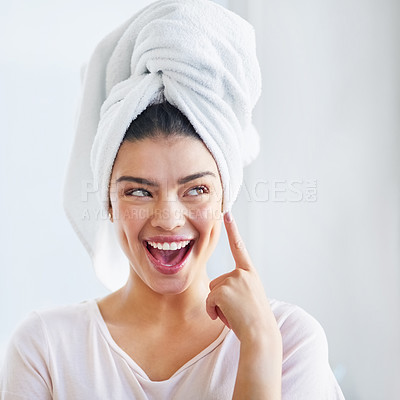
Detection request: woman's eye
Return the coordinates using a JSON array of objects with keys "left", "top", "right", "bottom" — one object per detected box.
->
[
  {"left": 126, "top": 188, "right": 151, "bottom": 197},
  {"left": 186, "top": 186, "right": 209, "bottom": 196}
]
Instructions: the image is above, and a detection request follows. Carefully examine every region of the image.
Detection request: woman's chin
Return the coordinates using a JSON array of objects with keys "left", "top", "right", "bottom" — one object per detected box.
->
[
  {"left": 143, "top": 260, "right": 202, "bottom": 296},
  {"left": 145, "top": 275, "right": 192, "bottom": 295}
]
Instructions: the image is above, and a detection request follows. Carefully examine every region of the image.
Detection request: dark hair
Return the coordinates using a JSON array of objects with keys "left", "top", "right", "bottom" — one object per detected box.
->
[{"left": 123, "top": 101, "right": 201, "bottom": 142}]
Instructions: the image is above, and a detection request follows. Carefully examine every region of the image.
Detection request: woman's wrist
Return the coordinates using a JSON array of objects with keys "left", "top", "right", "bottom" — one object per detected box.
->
[
  {"left": 237, "top": 320, "right": 282, "bottom": 348},
  {"left": 239, "top": 332, "right": 282, "bottom": 373}
]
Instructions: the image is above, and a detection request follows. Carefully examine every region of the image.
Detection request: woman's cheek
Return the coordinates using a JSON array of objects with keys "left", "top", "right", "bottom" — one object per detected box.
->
[
  {"left": 113, "top": 203, "right": 147, "bottom": 252},
  {"left": 189, "top": 200, "right": 222, "bottom": 250},
  {"left": 187, "top": 192, "right": 222, "bottom": 220},
  {"left": 113, "top": 199, "right": 148, "bottom": 221}
]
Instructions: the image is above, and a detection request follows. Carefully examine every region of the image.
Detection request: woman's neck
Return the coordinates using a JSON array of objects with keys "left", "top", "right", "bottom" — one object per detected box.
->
[{"left": 102, "top": 268, "right": 212, "bottom": 330}]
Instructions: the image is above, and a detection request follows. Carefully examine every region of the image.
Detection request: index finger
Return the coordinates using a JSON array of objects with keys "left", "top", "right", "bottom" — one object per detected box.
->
[{"left": 224, "top": 211, "right": 252, "bottom": 270}]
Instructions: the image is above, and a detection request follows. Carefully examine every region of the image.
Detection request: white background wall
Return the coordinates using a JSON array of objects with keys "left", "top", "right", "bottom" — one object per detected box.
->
[
  {"left": 228, "top": 1, "right": 400, "bottom": 398},
  {"left": 1, "top": 1, "right": 399, "bottom": 399}
]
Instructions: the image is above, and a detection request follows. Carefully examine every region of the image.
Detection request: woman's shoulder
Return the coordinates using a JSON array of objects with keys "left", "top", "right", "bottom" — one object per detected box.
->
[
  {"left": 9, "top": 299, "right": 98, "bottom": 349},
  {"left": 1, "top": 300, "right": 103, "bottom": 398},
  {"left": 19, "top": 298, "right": 94, "bottom": 325},
  {"left": 269, "top": 298, "right": 326, "bottom": 333},
  {"left": 268, "top": 298, "right": 329, "bottom": 358},
  {"left": 269, "top": 299, "right": 344, "bottom": 398}
]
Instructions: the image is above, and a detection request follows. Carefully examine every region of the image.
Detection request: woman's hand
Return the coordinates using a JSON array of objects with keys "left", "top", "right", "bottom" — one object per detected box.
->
[
  {"left": 206, "top": 212, "right": 280, "bottom": 345},
  {"left": 206, "top": 211, "right": 282, "bottom": 399}
]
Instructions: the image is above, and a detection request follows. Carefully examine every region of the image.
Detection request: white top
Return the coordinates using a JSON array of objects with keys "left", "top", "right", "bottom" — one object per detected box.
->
[{"left": 0, "top": 299, "right": 345, "bottom": 399}]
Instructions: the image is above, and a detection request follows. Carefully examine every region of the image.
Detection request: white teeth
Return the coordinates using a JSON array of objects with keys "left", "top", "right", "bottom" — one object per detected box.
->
[{"left": 147, "top": 240, "right": 191, "bottom": 250}]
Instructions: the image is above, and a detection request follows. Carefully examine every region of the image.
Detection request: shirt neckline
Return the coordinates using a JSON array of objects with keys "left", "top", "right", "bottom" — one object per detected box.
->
[{"left": 87, "top": 298, "right": 231, "bottom": 382}]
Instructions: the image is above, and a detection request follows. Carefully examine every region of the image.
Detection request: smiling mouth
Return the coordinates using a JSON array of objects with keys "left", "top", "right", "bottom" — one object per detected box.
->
[{"left": 144, "top": 239, "right": 194, "bottom": 274}]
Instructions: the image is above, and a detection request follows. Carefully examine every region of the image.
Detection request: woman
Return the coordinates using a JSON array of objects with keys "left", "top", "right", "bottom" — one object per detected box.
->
[{"left": 0, "top": 1, "right": 344, "bottom": 399}]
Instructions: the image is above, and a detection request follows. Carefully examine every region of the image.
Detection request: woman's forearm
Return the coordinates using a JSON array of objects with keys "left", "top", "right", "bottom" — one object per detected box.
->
[{"left": 233, "top": 335, "right": 282, "bottom": 400}]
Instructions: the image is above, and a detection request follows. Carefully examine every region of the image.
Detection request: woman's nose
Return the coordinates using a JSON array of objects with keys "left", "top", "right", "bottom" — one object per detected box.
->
[{"left": 150, "top": 199, "right": 185, "bottom": 230}]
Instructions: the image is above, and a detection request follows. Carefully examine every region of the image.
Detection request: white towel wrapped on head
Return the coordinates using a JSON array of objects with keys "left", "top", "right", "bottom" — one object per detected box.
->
[{"left": 63, "top": 0, "right": 262, "bottom": 290}]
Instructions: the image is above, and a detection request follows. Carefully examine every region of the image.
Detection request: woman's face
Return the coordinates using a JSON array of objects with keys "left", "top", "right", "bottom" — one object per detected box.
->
[{"left": 109, "top": 135, "right": 223, "bottom": 295}]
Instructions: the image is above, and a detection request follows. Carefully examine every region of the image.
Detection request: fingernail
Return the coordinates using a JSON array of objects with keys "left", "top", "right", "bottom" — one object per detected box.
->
[{"left": 224, "top": 211, "right": 233, "bottom": 223}]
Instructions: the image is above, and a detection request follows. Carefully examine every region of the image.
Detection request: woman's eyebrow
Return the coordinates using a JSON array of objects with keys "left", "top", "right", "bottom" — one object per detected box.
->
[
  {"left": 178, "top": 171, "right": 216, "bottom": 185},
  {"left": 116, "top": 171, "right": 216, "bottom": 186},
  {"left": 116, "top": 176, "right": 158, "bottom": 186}
]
